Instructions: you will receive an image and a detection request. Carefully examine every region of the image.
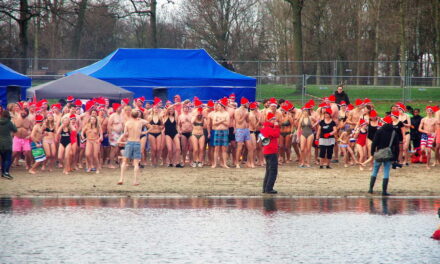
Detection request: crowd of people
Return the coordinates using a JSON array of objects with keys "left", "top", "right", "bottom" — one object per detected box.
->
[{"left": 0, "top": 86, "right": 439, "bottom": 189}]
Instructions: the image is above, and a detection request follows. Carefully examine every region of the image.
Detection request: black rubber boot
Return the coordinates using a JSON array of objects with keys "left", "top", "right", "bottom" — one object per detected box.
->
[
  {"left": 368, "top": 177, "right": 376, "bottom": 194},
  {"left": 382, "top": 179, "right": 391, "bottom": 196}
]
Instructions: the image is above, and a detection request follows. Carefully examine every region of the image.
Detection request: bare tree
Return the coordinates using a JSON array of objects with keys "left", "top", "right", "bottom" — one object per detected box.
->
[{"left": 0, "top": 0, "right": 40, "bottom": 72}]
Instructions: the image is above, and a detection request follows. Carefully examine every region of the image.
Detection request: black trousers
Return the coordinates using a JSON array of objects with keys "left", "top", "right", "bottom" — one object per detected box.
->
[
  {"left": 0, "top": 149, "right": 12, "bottom": 174},
  {"left": 263, "top": 154, "right": 278, "bottom": 192}
]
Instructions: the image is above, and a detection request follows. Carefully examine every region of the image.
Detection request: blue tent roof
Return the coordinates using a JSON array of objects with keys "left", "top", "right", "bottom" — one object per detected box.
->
[
  {"left": 0, "top": 63, "right": 31, "bottom": 87},
  {"left": 0, "top": 63, "right": 31, "bottom": 106},
  {"left": 67, "top": 48, "right": 256, "bottom": 101}
]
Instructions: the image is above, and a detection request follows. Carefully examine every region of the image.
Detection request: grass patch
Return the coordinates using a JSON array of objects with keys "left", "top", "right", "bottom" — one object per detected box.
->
[{"left": 258, "top": 84, "right": 440, "bottom": 102}]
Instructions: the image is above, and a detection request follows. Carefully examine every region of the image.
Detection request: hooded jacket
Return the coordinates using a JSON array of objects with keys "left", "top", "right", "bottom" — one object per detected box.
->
[
  {"left": 0, "top": 117, "right": 17, "bottom": 151},
  {"left": 260, "top": 121, "right": 280, "bottom": 155},
  {"left": 371, "top": 123, "right": 399, "bottom": 161},
  {"left": 334, "top": 91, "right": 350, "bottom": 105}
]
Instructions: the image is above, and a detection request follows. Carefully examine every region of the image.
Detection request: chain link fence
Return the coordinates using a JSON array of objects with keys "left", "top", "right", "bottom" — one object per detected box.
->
[{"left": 1, "top": 58, "right": 439, "bottom": 103}]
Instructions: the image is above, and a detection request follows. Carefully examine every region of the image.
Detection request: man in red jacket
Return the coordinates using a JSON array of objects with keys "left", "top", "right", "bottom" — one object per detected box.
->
[{"left": 261, "top": 112, "right": 281, "bottom": 194}]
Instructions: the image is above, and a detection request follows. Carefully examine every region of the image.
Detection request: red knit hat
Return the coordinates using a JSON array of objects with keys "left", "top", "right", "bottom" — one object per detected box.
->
[
  {"left": 267, "top": 112, "right": 276, "bottom": 120},
  {"left": 35, "top": 114, "right": 44, "bottom": 123},
  {"left": 355, "top": 99, "right": 363, "bottom": 106},
  {"left": 219, "top": 97, "right": 229, "bottom": 107},
  {"left": 207, "top": 100, "right": 214, "bottom": 108},
  {"left": 249, "top": 102, "right": 257, "bottom": 110},
  {"left": 112, "top": 103, "right": 121, "bottom": 111},
  {"left": 369, "top": 110, "right": 378, "bottom": 118},
  {"left": 69, "top": 114, "right": 76, "bottom": 120},
  {"left": 240, "top": 97, "right": 249, "bottom": 105},
  {"left": 325, "top": 108, "right": 332, "bottom": 115},
  {"left": 382, "top": 115, "right": 392, "bottom": 124},
  {"left": 391, "top": 111, "right": 400, "bottom": 118}
]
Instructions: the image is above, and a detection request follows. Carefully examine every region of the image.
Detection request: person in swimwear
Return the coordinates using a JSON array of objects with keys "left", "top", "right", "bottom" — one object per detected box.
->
[
  {"left": 190, "top": 107, "right": 205, "bottom": 167},
  {"left": 29, "top": 115, "right": 46, "bottom": 174},
  {"left": 42, "top": 112, "right": 57, "bottom": 172},
  {"left": 82, "top": 115, "right": 103, "bottom": 173},
  {"left": 56, "top": 117, "right": 73, "bottom": 175},
  {"left": 355, "top": 119, "right": 368, "bottom": 170},
  {"left": 297, "top": 103, "right": 315, "bottom": 168},
  {"left": 146, "top": 103, "right": 164, "bottom": 167},
  {"left": 419, "top": 106, "right": 438, "bottom": 170}
]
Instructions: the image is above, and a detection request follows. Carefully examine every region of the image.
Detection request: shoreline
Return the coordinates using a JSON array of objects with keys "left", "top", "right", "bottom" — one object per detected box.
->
[{"left": 1, "top": 163, "right": 439, "bottom": 197}]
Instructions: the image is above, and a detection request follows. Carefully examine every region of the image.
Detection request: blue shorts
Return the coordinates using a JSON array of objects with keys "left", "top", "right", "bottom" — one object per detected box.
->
[
  {"left": 235, "top": 128, "right": 251, "bottom": 142},
  {"left": 209, "top": 130, "right": 216, "bottom": 146},
  {"left": 101, "top": 133, "right": 110, "bottom": 147},
  {"left": 213, "top": 129, "right": 229, "bottom": 147},
  {"left": 124, "top": 141, "right": 141, "bottom": 160}
]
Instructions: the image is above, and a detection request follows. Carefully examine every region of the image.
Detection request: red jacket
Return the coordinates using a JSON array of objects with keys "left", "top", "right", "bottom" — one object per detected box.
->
[{"left": 261, "top": 122, "right": 280, "bottom": 155}]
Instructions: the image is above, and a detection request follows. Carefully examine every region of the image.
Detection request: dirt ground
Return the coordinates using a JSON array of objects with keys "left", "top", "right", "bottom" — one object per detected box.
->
[{"left": 1, "top": 162, "right": 439, "bottom": 197}]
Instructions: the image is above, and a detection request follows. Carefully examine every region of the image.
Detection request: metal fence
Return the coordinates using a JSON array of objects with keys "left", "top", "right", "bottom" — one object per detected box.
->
[{"left": 1, "top": 58, "right": 439, "bottom": 103}]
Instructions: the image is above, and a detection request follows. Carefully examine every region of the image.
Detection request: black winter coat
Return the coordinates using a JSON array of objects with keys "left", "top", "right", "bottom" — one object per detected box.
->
[
  {"left": 370, "top": 124, "right": 400, "bottom": 161},
  {"left": 334, "top": 91, "right": 350, "bottom": 105}
]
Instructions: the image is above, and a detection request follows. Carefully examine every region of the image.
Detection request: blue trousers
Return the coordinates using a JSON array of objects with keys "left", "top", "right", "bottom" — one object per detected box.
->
[{"left": 371, "top": 161, "right": 391, "bottom": 179}]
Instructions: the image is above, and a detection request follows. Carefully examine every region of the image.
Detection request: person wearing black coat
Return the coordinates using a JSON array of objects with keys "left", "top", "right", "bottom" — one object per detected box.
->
[
  {"left": 0, "top": 110, "right": 17, "bottom": 180},
  {"left": 334, "top": 86, "right": 350, "bottom": 105},
  {"left": 368, "top": 115, "right": 400, "bottom": 195}
]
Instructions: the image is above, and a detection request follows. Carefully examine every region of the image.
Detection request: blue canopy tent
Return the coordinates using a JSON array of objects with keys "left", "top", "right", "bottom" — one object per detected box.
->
[
  {"left": 0, "top": 63, "right": 31, "bottom": 107},
  {"left": 67, "top": 49, "right": 256, "bottom": 102}
]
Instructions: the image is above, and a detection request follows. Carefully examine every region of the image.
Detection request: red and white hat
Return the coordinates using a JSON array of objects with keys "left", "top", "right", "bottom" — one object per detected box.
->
[{"left": 66, "top": 96, "right": 74, "bottom": 103}]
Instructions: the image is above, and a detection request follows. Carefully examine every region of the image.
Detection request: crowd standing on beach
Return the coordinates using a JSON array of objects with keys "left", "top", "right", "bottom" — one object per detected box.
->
[{"left": 0, "top": 86, "right": 439, "bottom": 190}]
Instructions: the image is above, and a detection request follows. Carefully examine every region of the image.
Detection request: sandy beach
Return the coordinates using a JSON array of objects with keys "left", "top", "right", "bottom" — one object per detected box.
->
[{"left": 1, "top": 162, "right": 439, "bottom": 197}]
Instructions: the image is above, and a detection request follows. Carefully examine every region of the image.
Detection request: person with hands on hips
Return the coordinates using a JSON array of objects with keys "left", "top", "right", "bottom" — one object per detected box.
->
[
  {"left": 316, "top": 108, "right": 337, "bottom": 169},
  {"left": 261, "top": 112, "right": 280, "bottom": 194}
]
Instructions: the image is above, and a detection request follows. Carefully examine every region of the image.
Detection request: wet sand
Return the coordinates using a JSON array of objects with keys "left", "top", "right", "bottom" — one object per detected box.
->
[{"left": 1, "top": 162, "right": 439, "bottom": 197}]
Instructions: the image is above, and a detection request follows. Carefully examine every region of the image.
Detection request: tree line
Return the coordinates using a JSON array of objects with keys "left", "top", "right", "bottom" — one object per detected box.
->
[{"left": 0, "top": 0, "right": 439, "bottom": 82}]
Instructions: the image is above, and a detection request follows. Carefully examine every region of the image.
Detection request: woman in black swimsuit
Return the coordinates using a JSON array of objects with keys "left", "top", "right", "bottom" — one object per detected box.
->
[
  {"left": 147, "top": 105, "right": 163, "bottom": 167},
  {"left": 163, "top": 106, "right": 183, "bottom": 167},
  {"left": 190, "top": 108, "right": 205, "bottom": 167},
  {"left": 56, "top": 117, "right": 72, "bottom": 175}
]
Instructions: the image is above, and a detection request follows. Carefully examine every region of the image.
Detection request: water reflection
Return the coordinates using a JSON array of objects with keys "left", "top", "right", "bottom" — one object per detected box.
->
[
  {"left": 1, "top": 196, "right": 439, "bottom": 215},
  {"left": 1, "top": 196, "right": 439, "bottom": 263}
]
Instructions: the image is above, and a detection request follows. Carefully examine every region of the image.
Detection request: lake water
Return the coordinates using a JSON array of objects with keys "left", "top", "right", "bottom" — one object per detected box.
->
[{"left": 1, "top": 197, "right": 439, "bottom": 264}]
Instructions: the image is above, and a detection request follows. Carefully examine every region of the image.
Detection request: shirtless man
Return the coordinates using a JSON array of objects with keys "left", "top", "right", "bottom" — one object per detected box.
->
[
  {"left": 347, "top": 99, "right": 364, "bottom": 129},
  {"left": 178, "top": 104, "right": 193, "bottom": 165},
  {"left": 418, "top": 106, "right": 438, "bottom": 169},
  {"left": 227, "top": 101, "right": 237, "bottom": 166},
  {"left": 118, "top": 110, "right": 147, "bottom": 185},
  {"left": 28, "top": 115, "right": 46, "bottom": 174},
  {"left": 435, "top": 107, "right": 440, "bottom": 166},
  {"left": 205, "top": 100, "right": 215, "bottom": 165},
  {"left": 211, "top": 98, "right": 230, "bottom": 168},
  {"left": 234, "top": 98, "right": 254, "bottom": 168},
  {"left": 249, "top": 102, "right": 264, "bottom": 166},
  {"left": 289, "top": 102, "right": 302, "bottom": 162},
  {"left": 108, "top": 103, "right": 124, "bottom": 168},
  {"left": 12, "top": 108, "right": 33, "bottom": 169}
]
